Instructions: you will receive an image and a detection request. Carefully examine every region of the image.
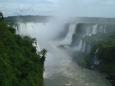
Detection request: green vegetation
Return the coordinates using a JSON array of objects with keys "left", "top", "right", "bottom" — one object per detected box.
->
[
  {"left": 84, "top": 32, "right": 115, "bottom": 86},
  {"left": 0, "top": 21, "right": 44, "bottom": 86}
]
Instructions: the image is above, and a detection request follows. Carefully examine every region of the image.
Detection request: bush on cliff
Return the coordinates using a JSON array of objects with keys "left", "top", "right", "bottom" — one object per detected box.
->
[{"left": 0, "top": 21, "right": 44, "bottom": 86}]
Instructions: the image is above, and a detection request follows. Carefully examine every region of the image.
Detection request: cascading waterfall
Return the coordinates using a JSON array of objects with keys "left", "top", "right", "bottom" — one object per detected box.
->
[
  {"left": 71, "top": 23, "right": 115, "bottom": 53},
  {"left": 59, "top": 24, "right": 76, "bottom": 45},
  {"left": 16, "top": 19, "right": 112, "bottom": 86},
  {"left": 94, "top": 48, "right": 100, "bottom": 65}
]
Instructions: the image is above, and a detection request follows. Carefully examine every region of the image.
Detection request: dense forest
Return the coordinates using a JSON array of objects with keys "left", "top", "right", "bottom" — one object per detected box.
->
[{"left": 0, "top": 20, "right": 44, "bottom": 86}]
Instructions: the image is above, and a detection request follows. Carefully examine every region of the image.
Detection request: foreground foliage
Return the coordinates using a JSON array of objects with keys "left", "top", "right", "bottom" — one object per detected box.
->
[{"left": 0, "top": 21, "right": 44, "bottom": 86}]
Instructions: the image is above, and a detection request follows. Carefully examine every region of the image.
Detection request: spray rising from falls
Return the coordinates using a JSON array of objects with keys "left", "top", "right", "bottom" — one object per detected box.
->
[{"left": 16, "top": 17, "right": 111, "bottom": 86}]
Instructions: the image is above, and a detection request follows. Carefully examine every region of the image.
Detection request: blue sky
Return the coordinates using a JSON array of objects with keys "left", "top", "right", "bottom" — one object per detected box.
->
[{"left": 0, "top": 0, "right": 115, "bottom": 17}]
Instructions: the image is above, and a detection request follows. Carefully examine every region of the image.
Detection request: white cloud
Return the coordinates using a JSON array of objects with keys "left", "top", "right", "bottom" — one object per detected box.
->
[
  {"left": 55, "top": 0, "right": 115, "bottom": 17},
  {"left": 1, "top": 0, "right": 115, "bottom": 17}
]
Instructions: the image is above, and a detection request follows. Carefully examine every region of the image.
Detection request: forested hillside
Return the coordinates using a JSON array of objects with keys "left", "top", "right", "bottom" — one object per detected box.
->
[{"left": 0, "top": 21, "right": 44, "bottom": 86}]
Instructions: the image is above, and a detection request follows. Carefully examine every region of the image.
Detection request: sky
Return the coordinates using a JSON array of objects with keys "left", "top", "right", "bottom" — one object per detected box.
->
[{"left": 0, "top": 0, "right": 115, "bottom": 17}]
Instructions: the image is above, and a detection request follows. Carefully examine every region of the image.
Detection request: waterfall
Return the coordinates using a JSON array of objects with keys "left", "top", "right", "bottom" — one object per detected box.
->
[
  {"left": 94, "top": 48, "right": 100, "bottom": 65},
  {"left": 16, "top": 19, "right": 112, "bottom": 86},
  {"left": 70, "top": 23, "right": 115, "bottom": 53},
  {"left": 59, "top": 24, "right": 76, "bottom": 45}
]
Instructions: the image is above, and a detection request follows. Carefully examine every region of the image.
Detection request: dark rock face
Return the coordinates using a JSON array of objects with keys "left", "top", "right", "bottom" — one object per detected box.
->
[{"left": 0, "top": 12, "right": 4, "bottom": 21}]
